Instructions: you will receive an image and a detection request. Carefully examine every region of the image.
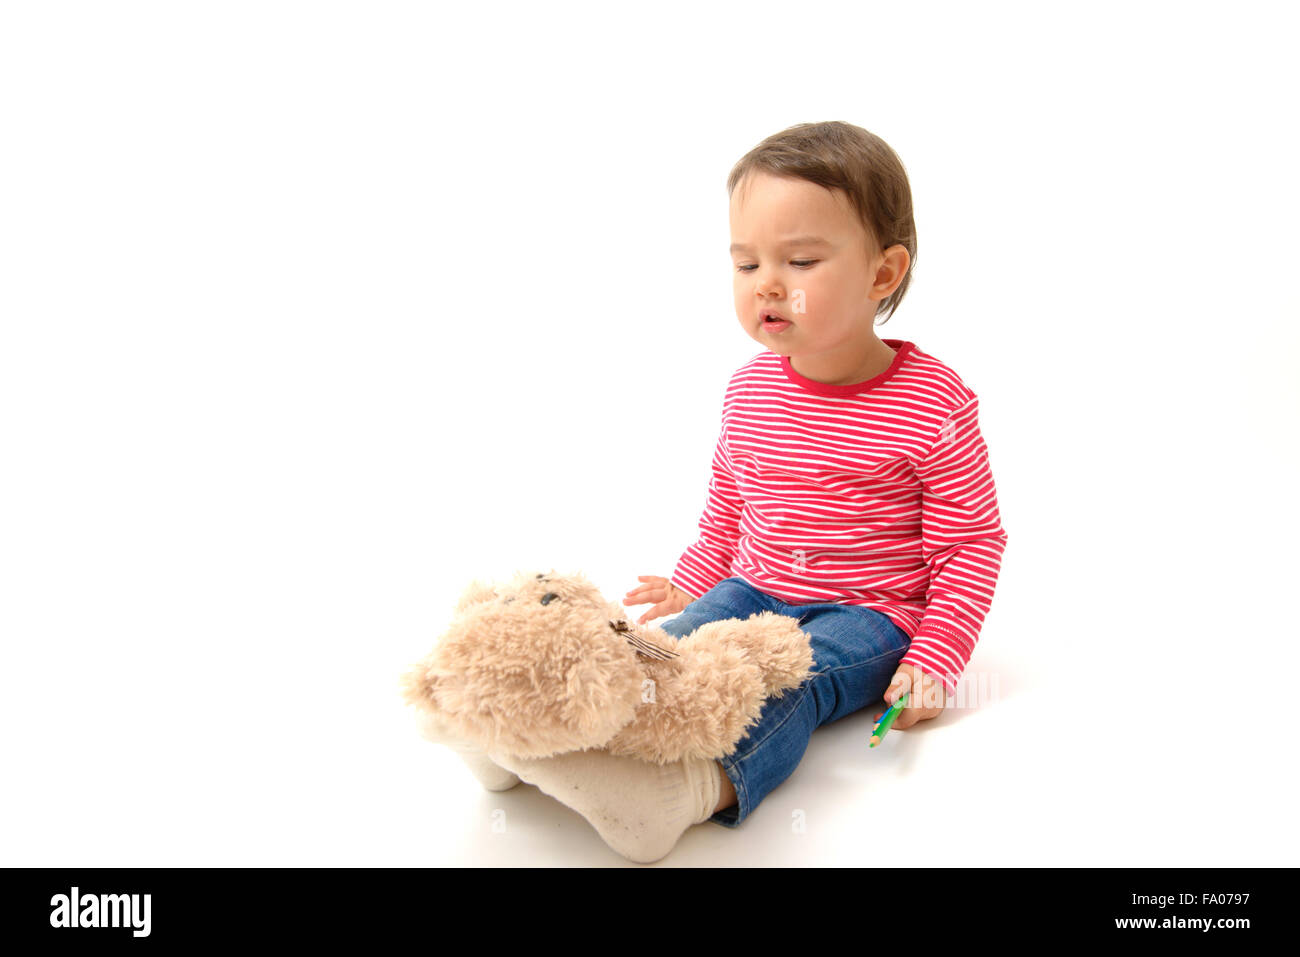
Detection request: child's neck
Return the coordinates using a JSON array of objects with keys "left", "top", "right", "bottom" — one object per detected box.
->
[{"left": 790, "top": 337, "right": 897, "bottom": 386}]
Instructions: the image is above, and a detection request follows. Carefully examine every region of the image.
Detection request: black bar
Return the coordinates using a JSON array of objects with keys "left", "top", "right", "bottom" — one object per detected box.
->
[{"left": 2, "top": 866, "right": 1290, "bottom": 944}]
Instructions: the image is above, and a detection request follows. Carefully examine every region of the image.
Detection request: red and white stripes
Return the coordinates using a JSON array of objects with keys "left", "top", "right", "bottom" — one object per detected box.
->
[{"left": 669, "top": 340, "right": 1009, "bottom": 696}]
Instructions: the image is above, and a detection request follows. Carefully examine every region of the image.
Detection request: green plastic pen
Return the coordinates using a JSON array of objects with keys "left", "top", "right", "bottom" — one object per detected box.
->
[{"left": 869, "top": 692, "right": 909, "bottom": 748}]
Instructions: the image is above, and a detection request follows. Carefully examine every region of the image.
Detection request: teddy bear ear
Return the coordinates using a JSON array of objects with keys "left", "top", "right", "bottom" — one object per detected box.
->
[{"left": 453, "top": 579, "right": 499, "bottom": 613}]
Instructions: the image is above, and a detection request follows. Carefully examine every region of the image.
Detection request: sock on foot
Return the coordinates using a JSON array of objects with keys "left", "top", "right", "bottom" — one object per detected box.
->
[
  {"left": 414, "top": 711, "right": 521, "bottom": 791},
  {"left": 486, "top": 748, "right": 723, "bottom": 863},
  {"left": 450, "top": 746, "right": 523, "bottom": 792}
]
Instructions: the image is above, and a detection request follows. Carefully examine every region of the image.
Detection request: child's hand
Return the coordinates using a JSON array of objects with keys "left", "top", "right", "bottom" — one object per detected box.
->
[
  {"left": 623, "top": 575, "right": 697, "bottom": 624},
  {"left": 873, "top": 662, "right": 946, "bottom": 730}
]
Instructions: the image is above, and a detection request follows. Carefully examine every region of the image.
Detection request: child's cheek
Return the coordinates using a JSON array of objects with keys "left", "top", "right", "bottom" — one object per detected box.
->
[{"left": 789, "top": 288, "right": 810, "bottom": 317}]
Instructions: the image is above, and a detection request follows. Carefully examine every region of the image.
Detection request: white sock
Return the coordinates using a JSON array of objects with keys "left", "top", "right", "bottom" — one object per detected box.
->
[
  {"left": 486, "top": 748, "right": 723, "bottom": 864},
  {"left": 414, "top": 710, "right": 521, "bottom": 791},
  {"left": 450, "top": 745, "right": 523, "bottom": 792}
]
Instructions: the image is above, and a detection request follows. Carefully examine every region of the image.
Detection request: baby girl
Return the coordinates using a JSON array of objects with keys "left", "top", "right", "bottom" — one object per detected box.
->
[{"left": 466, "top": 121, "right": 1009, "bottom": 863}]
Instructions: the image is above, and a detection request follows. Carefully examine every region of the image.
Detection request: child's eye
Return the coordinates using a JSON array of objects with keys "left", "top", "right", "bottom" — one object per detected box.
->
[{"left": 735, "top": 260, "right": 818, "bottom": 273}]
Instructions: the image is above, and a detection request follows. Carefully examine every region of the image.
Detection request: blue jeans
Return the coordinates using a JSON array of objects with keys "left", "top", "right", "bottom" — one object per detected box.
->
[{"left": 658, "top": 576, "right": 911, "bottom": 828}]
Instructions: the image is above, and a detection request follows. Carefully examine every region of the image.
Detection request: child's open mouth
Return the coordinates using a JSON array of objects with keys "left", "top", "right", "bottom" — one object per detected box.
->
[{"left": 762, "top": 315, "right": 792, "bottom": 332}]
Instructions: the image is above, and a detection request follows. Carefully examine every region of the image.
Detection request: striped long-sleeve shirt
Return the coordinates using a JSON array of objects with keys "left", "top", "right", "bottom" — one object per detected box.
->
[{"left": 669, "top": 339, "right": 1009, "bottom": 697}]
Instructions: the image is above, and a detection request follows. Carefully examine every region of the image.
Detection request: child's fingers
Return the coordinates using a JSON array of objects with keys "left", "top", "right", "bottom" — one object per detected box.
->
[
  {"left": 884, "top": 670, "right": 913, "bottom": 708},
  {"left": 892, "top": 709, "right": 919, "bottom": 731},
  {"left": 873, "top": 708, "right": 904, "bottom": 724},
  {"left": 642, "top": 599, "right": 676, "bottom": 623},
  {"left": 625, "top": 576, "right": 667, "bottom": 599}
]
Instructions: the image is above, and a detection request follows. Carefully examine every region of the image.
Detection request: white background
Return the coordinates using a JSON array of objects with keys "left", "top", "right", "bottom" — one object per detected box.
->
[{"left": 2, "top": 0, "right": 1297, "bottom": 867}]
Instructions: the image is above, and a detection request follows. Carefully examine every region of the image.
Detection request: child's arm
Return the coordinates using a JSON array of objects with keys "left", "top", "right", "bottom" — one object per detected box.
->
[
  {"left": 895, "top": 395, "right": 1010, "bottom": 703},
  {"left": 665, "top": 418, "right": 745, "bottom": 600}
]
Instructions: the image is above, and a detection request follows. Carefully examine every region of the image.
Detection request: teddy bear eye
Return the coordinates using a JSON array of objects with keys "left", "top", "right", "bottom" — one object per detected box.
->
[{"left": 539, "top": 592, "right": 560, "bottom": 605}]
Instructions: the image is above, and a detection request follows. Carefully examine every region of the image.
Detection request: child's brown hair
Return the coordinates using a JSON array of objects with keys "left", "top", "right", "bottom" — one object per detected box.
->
[{"left": 727, "top": 121, "right": 917, "bottom": 324}]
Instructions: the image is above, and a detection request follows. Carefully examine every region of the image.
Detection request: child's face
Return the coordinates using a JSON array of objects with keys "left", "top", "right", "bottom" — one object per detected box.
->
[{"left": 729, "top": 171, "right": 905, "bottom": 361}]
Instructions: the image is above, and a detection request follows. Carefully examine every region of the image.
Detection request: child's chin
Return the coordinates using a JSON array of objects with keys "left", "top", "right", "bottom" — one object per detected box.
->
[{"left": 749, "top": 328, "right": 795, "bottom": 348}]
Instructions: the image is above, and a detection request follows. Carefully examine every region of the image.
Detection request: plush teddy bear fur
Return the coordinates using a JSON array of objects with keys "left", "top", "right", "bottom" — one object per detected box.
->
[{"left": 400, "top": 569, "right": 816, "bottom": 765}]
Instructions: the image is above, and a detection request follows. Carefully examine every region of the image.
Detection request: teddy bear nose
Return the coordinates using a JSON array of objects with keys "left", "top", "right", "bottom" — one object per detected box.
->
[{"left": 539, "top": 592, "right": 560, "bottom": 605}]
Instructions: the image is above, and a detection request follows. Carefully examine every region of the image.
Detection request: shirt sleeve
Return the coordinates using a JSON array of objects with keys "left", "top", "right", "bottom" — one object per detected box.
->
[
  {"left": 900, "top": 395, "right": 1009, "bottom": 698},
  {"left": 668, "top": 418, "right": 744, "bottom": 601}
]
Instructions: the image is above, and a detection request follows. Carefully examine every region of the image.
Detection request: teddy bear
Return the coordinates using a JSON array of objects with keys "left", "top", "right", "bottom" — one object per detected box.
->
[{"left": 399, "top": 569, "right": 816, "bottom": 771}]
